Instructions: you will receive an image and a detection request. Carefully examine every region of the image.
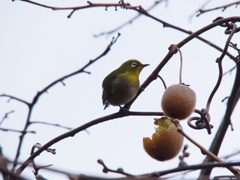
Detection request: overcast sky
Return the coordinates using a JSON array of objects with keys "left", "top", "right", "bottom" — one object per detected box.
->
[{"left": 1, "top": 0, "right": 240, "bottom": 179}]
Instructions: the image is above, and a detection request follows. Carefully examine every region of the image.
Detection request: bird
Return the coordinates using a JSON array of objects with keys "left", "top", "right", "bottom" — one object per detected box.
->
[{"left": 102, "top": 59, "right": 149, "bottom": 110}]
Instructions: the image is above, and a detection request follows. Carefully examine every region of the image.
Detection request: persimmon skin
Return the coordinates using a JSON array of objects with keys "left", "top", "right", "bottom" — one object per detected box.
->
[
  {"left": 161, "top": 84, "right": 196, "bottom": 120},
  {"left": 143, "top": 117, "right": 183, "bottom": 161}
]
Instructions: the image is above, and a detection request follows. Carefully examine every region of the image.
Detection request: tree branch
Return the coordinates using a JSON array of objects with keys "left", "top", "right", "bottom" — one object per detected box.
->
[
  {"left": 94, "top": 0, "right": 165, "bottom": 37},
  {"left": 14, "top": 110, "right": 163, "bottom": 176},
  {"left": 198, "top": 23, "right": 240, "bottom": 179},
  {"left": 176, "top": 125, "right": 240, "bottom": 175},
  {"left": 144, "top": 162, "right": 240, "bottom": 178},
  {"left": 14, "top": 0, "right": 237, "bottom": 62},
  {"left": 0, "top": 94, "right": 30, "bottom": 106},
  {"left": 0, "top": 166, "right": 26, "bottom": 180},
  {"left": 0, "top": 110, "right": 15, "bottom": 126},
  {"left": 10, "top": 33, "right": 121, "bottom": 172},
  {"left": 199, "top": 53, "right": 240, "bottom": 179},
  {"left": 0, "top": 128, "right": 35, "bottom": 134},
  {"left": 197, "top": 1, "right": 240, "bottom": 17},
  {"left": 124, "top": 17, "right": 240, "bottom": 110}
]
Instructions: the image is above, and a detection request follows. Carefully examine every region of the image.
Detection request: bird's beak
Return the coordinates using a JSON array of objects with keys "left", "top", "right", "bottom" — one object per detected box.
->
[{"left": 142, "top": 64, "right": 149, "bottom": 68}]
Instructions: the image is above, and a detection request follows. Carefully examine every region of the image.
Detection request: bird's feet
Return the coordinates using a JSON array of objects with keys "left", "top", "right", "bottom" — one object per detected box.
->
[{"left": 119, "top": 106, "right": 129, "bottom": 115}]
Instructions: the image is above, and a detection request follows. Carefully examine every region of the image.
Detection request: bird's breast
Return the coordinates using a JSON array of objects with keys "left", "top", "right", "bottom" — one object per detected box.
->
[{"left": 107, "top": 75, "right": 139, "bottom": 106}]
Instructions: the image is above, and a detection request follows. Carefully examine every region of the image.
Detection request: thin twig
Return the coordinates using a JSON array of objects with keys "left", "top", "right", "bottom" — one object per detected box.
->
[
  {"left": 221, "top": 150, "right": 240, "bottom": 160},
  {"left": 0, "top": 166, "right": 26, "bottom": 180},
  {"left": 0, "top": 94, "right": 30, "bottom": 106},
  {"left": 10, "top": 33, "right": 121, "bottom": 172},
  {"left": 205, "top": 23, "right": 237, "bottom": 113},
  {"left": 176, "top": 122, "right": 240, "bottom": 175},
  {"left": 17, "top": 0, "right": 134, "bottom": 18},
  {"left": 124, "top": 17, "right": 240, "bottom": 110},
  {"left": 199, "top": 23, "right": 240, "bottom": 179},
  {"left": 15, "top": 110, "right": 163, "bottom": 175},
  {"left": 30, "top": 121, "right": 73, "bottom": 130},
  {"left": 141, "top": 162, "right": 240, "bottom": 178},
  {"left": 188, "top": 23, "right": 237, "bottom": 134},
  {"left": 30, "top": 143, "right": 53, "bottom": 178},
  {"left": 0, "top": 128, "right": 35, "bottom": 134},
  {"left": 223, "top": 65, "right": 237, "bottom": 76},
  {"left": 14, "top": 0, "right": 237, "bottom": 62},
  {"left": 6, "top": 157, "right": 240, "bottom": 180},
  {"left": 133, "top": 9, "right": 237, "bottom": 62},
  {"left": 0, "top": 110, "right": 15, "bottom": 126},
  {"left": 199, "top": 57, "right": 240, "bottom": 179},
  {"left": 197, "top": 1, "right": 240, "bottom": 17},
  {"left": 97, "top": 159, "right": 134, "bottom": 177},
  {"left": 94, "top": 0, "right": 164, "bottom": 37}
]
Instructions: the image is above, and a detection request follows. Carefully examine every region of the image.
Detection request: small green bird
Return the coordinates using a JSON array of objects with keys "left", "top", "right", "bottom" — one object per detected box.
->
[{"left": 102, "top": 59, "right": 149, "bottom": 110}]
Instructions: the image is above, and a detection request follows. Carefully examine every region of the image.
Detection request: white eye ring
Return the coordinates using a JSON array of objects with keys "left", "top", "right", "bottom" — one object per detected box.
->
[{"left": 131, "top": 62, "right": 138, "bottom": 68}]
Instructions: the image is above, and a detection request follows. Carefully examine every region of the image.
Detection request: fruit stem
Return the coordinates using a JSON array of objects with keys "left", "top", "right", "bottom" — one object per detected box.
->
[{"left": 178, "top": 48, "right": 183, "bottom": 84}]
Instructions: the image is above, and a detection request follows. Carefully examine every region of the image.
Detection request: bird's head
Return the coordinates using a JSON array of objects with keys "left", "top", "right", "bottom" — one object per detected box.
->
[{"left": 119, "top": 59, "right": 149, "bottom": 75}]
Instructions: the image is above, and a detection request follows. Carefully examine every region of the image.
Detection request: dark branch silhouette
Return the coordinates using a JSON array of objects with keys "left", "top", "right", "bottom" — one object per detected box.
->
[
  {"left": 0, "top": 33, "right": 121, "bottom": 173},
  {"left": 197, "top": 1, "right": 240, "bottom": 16},
  {"left": 15, "top": 110, "right": 163, "bottom": 176},
  {"left": 198, "top": 23, "right": 240, "bottom": 180},
  {"left": 1, "top": 1, "right": 240, "bottom": 179},
  {"left": 13, "top": 17, "right": 240, "bottom": 178},
  {"left": 13, "top": 0, "right": 237, "bottom": 61},
  {"left": 0, "top": 110, "right": 15, "bottom": 126}
]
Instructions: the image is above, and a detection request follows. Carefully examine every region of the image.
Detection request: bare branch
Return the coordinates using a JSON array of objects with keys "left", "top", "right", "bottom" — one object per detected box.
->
[
  {"left": 188, "top": 22, "right": 238, "bottom": 134},
  {"left": 97, "top": 159, "right": 134, "bottom": 177},
  {"left": 15, "top": 110, "right": 163, "bottom": 176},
  {"left": 16, "top": 0, "right": 135, "bottom": 18},
  {"left": 199, "top": 59, "right": 240, "bottom": 179},
  {"left": 0, "top": 166, "right": 26, "bottom": 180},
  {"left": 199, "top": 23, "right": 240, "bottom": 179},
  {"left": 0, "top": 94, "right": 30, "bottom": 106},
  {"left": 205, "top": 23, "right": 237, "bottom": 112},
  {"left": 30, "top": 143, "right": 53, "bottom": 178},
  {"left": 0, "top": 110, "right": 14, "bottom": 126},
  {"left": 0, "top": 128, "right": 35, "bottom": 134},
  {"left": 223, "top": 65, "right": 237, "bottom": 76},
  {"left": 124, "top": 17, "right": 240, "bottom": 110},
  {"left": 30, "top": 121, "right": 73, "bottom": 130},
  {"left": 13, "top": 0, "right": 237, "bottom": 62},
  {"left": 94, "top": 0, "right": 165, "bottom": 37},
  {"left": 131, "top": 10, "right": 237, "bottom": 62},
  {"left": 197, "top": 1, "right": 240, "bottom": 17},
  {"left": 31, "top": 143, "right": 56, "bottom": 155},
  {"left": 142, "top": 162, "right": 240, "bottom": 178},
  {"left": 5, "top": 2, "right": 240, "bottom": 179},
  {"left": 222, "top": 150, "right": 240, "bottom": 160},
  {"left": 35, "top": 33, "right": 121, "bottom": 101},
  {"left": 175, "top": 120, "right": 240, "bottom": 175},
  {"left": 178, "top": 144, "right": 190, "bottom": 167},
  {"left": 10, "top": 33, "right": 121, "bottom": 172}
]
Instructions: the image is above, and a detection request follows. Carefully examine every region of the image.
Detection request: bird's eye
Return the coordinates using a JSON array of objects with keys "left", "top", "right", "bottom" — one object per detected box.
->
[{"left": 131, "top": 62, "right": 138, "bottom": 68}]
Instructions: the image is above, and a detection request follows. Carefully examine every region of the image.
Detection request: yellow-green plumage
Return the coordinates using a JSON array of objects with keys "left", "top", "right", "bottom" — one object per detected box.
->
[{"left": 102, "top": 59, "right": 149, "bottom": 109}]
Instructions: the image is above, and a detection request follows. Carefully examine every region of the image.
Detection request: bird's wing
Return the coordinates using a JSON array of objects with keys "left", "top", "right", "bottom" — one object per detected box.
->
[{"left": 102, "top": 70, "right": 119, "bottom": 106}]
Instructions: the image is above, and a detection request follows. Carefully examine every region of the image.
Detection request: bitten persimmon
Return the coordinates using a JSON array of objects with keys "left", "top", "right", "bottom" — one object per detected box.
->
[{"left": 143, "top": 117, "right": 183, "bottom": 161}]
